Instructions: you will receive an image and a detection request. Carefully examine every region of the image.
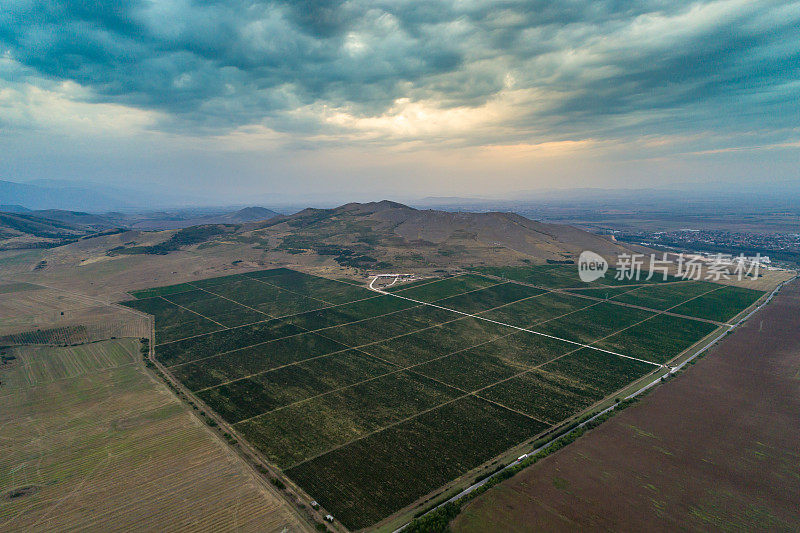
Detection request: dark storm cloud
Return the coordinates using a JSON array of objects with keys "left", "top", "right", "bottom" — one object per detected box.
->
[{"left": 1, "top": 0, "right": 798, "bottom": 141}]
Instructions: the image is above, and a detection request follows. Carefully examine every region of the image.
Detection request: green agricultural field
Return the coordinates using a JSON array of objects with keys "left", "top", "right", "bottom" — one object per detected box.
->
[
  {"left": 237, "top": 371, "right": 461, "bottom": 468},
  {"left": 471, "top": 264, "right": 682, "bottom": 289},
  {"left": 122, "top": 296, "right": 223, "bottom": 343},
  {"left": 592, "top": 314, "right": 719, "bottom": 364},
  {"left": 481, "top": 369, "right": 601, "bottom": 423},
  {"left": 477, "top": 291, "right": 595, "bottom": 327},
  {"left": 533, "top": 302, "right": 656, "bottom": 344},
  {"left": 126, "top": 267, "right": 763, "bottom": 530},
  {"left": 432, "top": 282, "right": 545, "bottom": 314},
  {"left": 286, "top": 396, "right": 547, "bottom": 530},
  {"left": 670, "top": 284, "right": 764, "bottom": 322},
  {"left": 389, "top": 273, "right": 500, "bottom": 300},
  {"left": 605, "top": 280, "right": 720, "bottom": 311},
  {"left": 163, "top": 288, "right": 267, "bottom": 326},
  {"left": 169, "top": 333, "right": 349, "bottom": 390}
]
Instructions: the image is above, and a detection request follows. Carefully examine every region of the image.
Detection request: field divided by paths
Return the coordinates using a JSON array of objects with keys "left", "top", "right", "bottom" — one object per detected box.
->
[
  {"left": 0, "top": 339, "right": 307, "bottom": 532},
  {"left": 121, "top": 265, "right": 765, "bottom": 530}
]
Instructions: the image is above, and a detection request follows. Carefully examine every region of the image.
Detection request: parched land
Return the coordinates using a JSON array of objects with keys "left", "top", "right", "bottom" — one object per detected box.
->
[
  {"left": 0, "top": 338, "right": 310, "bottom": 532},
  {"left": 0, "top": 281, "right": 150, "bottom": 345},
  {"left": 451, "top": 278, "right": 800, "bottom": 532},
  {"left": 120, "top": 265, "right": 767, "bottom": 530}
]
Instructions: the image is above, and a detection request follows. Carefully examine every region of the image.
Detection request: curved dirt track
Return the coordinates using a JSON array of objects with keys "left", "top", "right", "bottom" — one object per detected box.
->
[{"left": 453, "top": 279, "right": 800, "bottom": 532}]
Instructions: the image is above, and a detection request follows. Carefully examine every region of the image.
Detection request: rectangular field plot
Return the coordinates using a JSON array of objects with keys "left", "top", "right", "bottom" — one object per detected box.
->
[
  {"left": 360, "top": 316, "right": 516, "bottom": 366},
  {"left": 169, "top": 332, "right": 349, "bottom": 390},
  {"left": 591, "top": 314, "right": 717, "bottom": 364},
  {"left": 196, "top": 350, "right": 395, "bottom": 423},
  {"left": 410, "top": 333, "right": 575, "bottom": 390},
  {"left": 433, "top": 282, "right": 545, "bottom": 314},
  {"left": 607, "top": 281, "right": 720, "bottom": 311},
  {"left": 480, "top": 369, "right": 601, "bottom": 424},
  {"left": 194, "top": 277, "right": 328, "bottom": 317},
  {"left": 472, "top": 264, "right": 682, "bottom": 289},
  {"left": 128, "top": 282, "right": 198, "bottom": 299},
  {"left": 542, "top": 348, "right": 657, "bottom": 397},
  {"left": 120, "top": 297, "right": 222, "bottom": 343},
  {"left": 533, "top": 302, "right": 656, "bottom": 344},
  {"left": 283, "top": 293, "right": 415, "bottom": 330},
  {"left": 389, "top": 273, "right": 500, "bottom": 300},
  {"left": 563, "top": 285, "right": 643, "bottom": 298},
  {"left": 477, "top": 291, "right": 593, "bottom": 328},
  {"left": 247, "top": 268, "right": 371, "bottom": 304},
  {"left": 235, "top": 371, "right": 461, "bottom": 468},
  {"left": 670, "top": 284, "right": 763, "bottom": 322},
  {"left": 285, "top": 396, "right": 548, "bottom": 530},
  {"left": 162, "top": 289, "right": 266, "bottom": 327},
  {"left": 412, "top": 349, "right": 522, "bottom": 391},
  {"left": 4, "top": 341, "right": 139, "bottom": 388},
  {"left": 154, "top": 318, "right": 304, "bottom": 365},
  {"left": 128, "top": 267, "right": 756, "bottom": 530},
  {"left": 310, "top": 305, "right": 461, "bottom": 348}
]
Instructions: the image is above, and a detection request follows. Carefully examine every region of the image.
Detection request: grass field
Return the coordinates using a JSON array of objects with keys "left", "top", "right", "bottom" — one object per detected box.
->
[
  {"left": 121, "top": 265, "right": 766, "bottom": 530},
  {"left": 0, "top": 339, "right": 308, "bottom": 532}
]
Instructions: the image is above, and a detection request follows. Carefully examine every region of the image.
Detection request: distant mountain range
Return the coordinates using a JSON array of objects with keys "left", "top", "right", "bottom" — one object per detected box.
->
[
  {"left": 128, "top": 206, "right": 281, "bottom": 230},
  {"left": 0, "top": 206, "right": 282, "bottom": 250},
  {"left": 1, "top": 179, "right": 138, "bottom": 211},
  {"left": 0, "top": 211, "right": 96, "bottom": 250},
  {"left": 0, "top": 178, "right": 213, "bottom": 212}
]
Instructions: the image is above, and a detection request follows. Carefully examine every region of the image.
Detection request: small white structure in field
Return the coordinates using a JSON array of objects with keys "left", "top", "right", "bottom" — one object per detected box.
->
[
  {"left": 310, "top": 500, "right": 319, "bottom": 509},
  {"left": 324, "top": 514, "right": 334, "bottom": 522}
]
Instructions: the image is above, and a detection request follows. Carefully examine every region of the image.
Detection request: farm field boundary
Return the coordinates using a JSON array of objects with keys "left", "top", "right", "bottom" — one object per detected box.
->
[
  {"left": 393, "top": 273, "right": 796, "bottom": 533},
  {"left": 122, "top": 266, "right": 770, "bottom": 531},
  {"left": 445, "top": 273, "right": 799, "bottom": 533}
]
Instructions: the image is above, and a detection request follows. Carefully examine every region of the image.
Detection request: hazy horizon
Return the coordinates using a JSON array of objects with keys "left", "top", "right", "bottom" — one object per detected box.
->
[{"left": 5, "top": 175, "right": 800, "bottom": 214}]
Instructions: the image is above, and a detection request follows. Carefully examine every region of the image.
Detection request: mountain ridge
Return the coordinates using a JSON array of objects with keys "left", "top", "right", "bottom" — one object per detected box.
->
[{"left": 244, "top": 200, "right": 630, "bottom": 268}]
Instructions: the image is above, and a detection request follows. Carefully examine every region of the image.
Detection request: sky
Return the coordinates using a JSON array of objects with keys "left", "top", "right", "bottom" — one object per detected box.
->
[{"left": 1, "top": 0, "right": 798, "bottom": 203}]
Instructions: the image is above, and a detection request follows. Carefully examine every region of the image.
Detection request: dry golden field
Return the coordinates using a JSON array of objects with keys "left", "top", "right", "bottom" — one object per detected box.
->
[{"left": 0, "top": 339, "right": 311, "bottom": 532}]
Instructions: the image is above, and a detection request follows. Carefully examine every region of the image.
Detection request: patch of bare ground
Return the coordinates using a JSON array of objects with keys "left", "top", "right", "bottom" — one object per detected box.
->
[{"left": 452, "top": 278, "right": 800, "bottom": 532}]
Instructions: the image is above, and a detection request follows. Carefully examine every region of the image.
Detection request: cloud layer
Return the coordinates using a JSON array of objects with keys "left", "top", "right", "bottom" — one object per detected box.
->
[
  {"left": 1, "top": 1, "right": 798, "bottom": 199},
  {"left": 3, "top": 1, "right": 797, "bottom": 139}
]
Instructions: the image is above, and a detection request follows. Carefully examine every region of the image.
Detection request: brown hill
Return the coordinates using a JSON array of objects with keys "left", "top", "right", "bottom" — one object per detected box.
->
[
  {"left": 244, "top": 200, "right": 631, "bottom": 268},
  {"left": 33, "top": 201, "right": 635, "bottom": 283},
  {"left": 10, "top": 200, "right": 642, "bottom": 300},
  {"left": 0, "top": 211, "right": 95, "bottom": 250}
]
